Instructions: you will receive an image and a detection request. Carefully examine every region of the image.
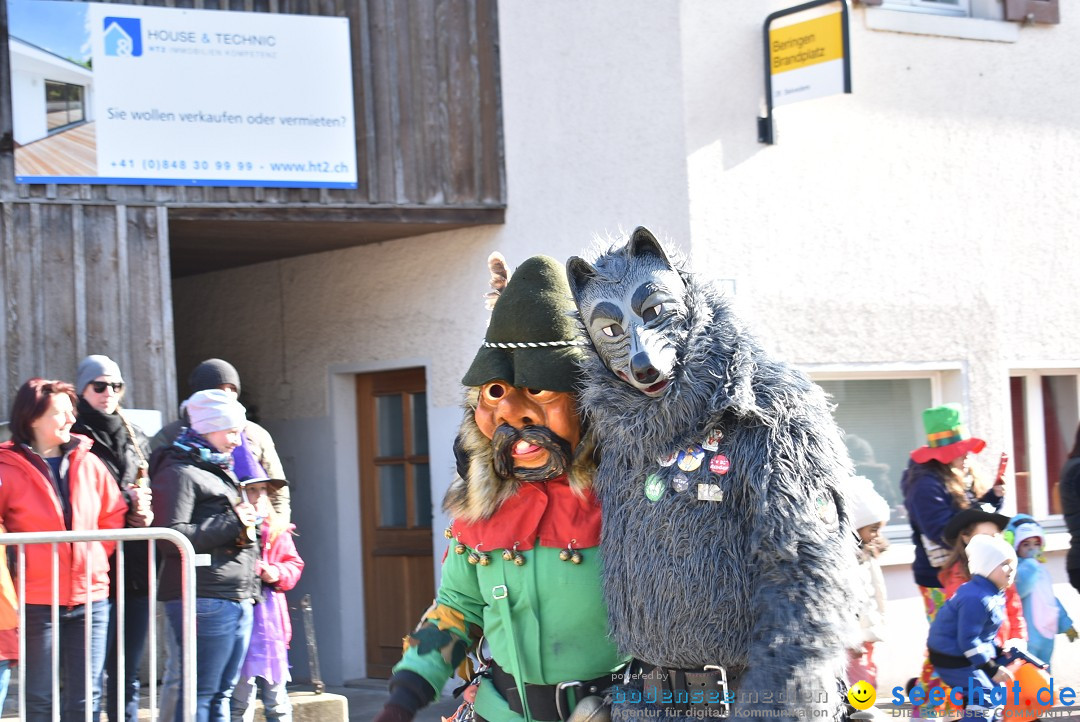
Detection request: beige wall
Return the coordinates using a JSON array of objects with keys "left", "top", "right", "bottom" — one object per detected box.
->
[{"left": 173, "top": 0, "right": 1080, "bottom": 690}]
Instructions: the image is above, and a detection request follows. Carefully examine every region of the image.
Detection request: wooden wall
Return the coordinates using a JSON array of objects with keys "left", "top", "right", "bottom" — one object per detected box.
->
[
  {"left": 0, "top": 0, "right": 505, "bottom": 417},
  {"left": 0, "top": 0, "right": 506, "bottom": 214},
  {"left": 0, "top": 202, "right": 176, "bottom": 417}
]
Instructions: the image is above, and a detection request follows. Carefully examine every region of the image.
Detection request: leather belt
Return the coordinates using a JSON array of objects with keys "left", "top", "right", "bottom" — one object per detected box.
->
[
  {"left": 488, "top": 661, "right": 618, "bottom": 721},
  {"left": 632, "top": 659, "right": 737, "bottom": 717}
]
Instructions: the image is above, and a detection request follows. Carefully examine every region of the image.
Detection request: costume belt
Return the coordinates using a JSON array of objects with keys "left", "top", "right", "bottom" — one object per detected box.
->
[
  {"left": 928, "top": 648, "right": 973, "bottom": 669},
  {"left": 488, "top": 660, "right": 618, "bottom": 721},
  {"left": 628, "top": 659, "right": 739, "bottom": 717}
]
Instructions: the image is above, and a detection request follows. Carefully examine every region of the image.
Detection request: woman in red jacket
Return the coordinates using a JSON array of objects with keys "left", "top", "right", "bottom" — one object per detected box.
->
[{"left": 0, "top": 379, "right": 130, "bottom": 721}]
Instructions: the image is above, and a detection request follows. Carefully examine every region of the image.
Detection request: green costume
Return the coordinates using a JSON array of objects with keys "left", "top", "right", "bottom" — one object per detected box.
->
[{"left": 376, "top": 256, "right": 627, "bottom": 722}]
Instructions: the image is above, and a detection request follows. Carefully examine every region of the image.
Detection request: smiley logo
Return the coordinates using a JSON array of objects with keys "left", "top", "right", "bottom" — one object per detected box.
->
[{"left": 847, "top": 680, "right": 876, "bottom": 711}]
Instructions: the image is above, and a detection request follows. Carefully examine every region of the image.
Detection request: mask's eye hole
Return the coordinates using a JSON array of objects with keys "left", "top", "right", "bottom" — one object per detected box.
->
[
  {"left": 481, "top": 382, "right": 507, "bottom": 403},
  {"left": 601, "top": 323, "right": 623, "bottom": 338},
  {"left": 641, "top": 303, "right": 664, "bottom": 323},
  {"left": 525, "top": 388, "right": 557, "bottom": 401}
]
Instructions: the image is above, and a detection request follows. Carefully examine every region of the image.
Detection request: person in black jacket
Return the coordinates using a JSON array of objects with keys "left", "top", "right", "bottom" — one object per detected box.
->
[
  {"left": 70, "top": 355, "right": 153, "bottom": 722},
  {"left": 1062, "top": 423, "right": 1080, "bottom": 594},
  {"left": 149, "top": 389, "right": 259, "bottom": 722}
]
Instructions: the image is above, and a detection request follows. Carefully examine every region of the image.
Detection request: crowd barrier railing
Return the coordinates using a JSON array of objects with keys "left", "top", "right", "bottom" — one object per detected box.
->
[{"left": 0, "top": 527, "right": 198, "bottom": 722}]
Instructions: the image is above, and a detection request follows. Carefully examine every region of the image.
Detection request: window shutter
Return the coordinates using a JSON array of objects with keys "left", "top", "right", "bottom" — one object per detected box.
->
[{"left": 1004, "top": 0, "right": 1060, "bottom": 23}]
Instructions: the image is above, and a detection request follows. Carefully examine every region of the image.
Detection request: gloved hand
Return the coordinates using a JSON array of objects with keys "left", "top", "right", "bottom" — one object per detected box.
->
[
  {"left": 1066, "top": 626, "right": 1078, "bottom": 642},
  {"left": 373, "top": 703, "right": 414, "bottom": 722}
]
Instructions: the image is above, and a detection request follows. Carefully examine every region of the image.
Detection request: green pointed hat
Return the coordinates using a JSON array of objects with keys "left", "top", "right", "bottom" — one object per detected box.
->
[
  {"left": 461, "top": 255, "right": 586, "bottom": 392},
  {"left": 910, "top": 403, "right": 986, "bottom": 464}
]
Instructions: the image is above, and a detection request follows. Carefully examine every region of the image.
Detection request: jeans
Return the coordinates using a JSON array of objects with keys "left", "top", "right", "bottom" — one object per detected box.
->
[
  {"left": 165, "top": 598, "right": 254, "bottom": 722},
  {"left": 230, "top": 676, "right": 292, "bottom": 722},
  {"left": 24, "top": 600, "right": 111, "bottom": 722},
  {"left": 0, "top": 659, "right": 11, "bottom": 715},
  {"left": 103, "top": 594, "right": 152, "bottom": 722},
  {"left": 159, "top": 607, "right": 181, "bottom": 722}
]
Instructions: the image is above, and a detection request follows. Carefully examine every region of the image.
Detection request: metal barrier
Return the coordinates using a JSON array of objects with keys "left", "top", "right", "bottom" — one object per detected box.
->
[{"left": 0, "top": 528, "right": 197, "bottom": 722}]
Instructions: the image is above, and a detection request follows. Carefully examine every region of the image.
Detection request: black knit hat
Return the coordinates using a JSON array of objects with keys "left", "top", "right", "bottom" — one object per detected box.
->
[
  {"left": 188, "top": 358, "right": 241, "bottom": 396},
  {"left": 461, "top": 255, "right": 586, "bottom": 393}
]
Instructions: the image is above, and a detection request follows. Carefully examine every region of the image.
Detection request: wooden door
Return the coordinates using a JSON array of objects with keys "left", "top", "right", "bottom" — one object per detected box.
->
[{"left": 357, "top": 368, "right": 435, "bottom": 678}]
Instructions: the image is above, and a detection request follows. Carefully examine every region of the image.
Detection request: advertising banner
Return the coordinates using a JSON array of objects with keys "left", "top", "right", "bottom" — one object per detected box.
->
[{"left": 8, "top": 0, "right": 357, "bottom": 188}]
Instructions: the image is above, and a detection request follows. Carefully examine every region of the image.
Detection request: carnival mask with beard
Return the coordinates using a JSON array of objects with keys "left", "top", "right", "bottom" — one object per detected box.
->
[{"left": 490, "top": 423, "right": 575, "bottom": 482}]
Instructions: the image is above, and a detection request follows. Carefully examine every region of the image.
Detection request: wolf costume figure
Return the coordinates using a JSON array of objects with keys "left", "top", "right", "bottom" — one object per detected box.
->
[{"left": 566, "top": 228, "right": 858, "bottom": 720}]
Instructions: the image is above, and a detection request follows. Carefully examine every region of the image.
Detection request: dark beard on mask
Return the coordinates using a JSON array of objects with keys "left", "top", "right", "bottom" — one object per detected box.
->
[{"left": 491, "top": 423, "right": 574, "bottom": 482}]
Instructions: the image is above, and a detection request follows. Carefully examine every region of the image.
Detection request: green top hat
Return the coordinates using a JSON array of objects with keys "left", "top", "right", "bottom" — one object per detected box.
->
[
  {"left": 461, "top": 255, "right": 586, "bottom": 393},
  {"left": 910, "top": 403, "right": 986, "bottom": 465}
]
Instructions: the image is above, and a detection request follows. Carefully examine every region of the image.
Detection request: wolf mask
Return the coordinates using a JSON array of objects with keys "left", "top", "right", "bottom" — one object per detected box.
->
[{"left": 567, "top": 227, "right": 858, "bottom": 720}]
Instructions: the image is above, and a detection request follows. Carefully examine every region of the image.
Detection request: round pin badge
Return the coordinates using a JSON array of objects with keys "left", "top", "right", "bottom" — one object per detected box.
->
[
  {"left": 677, "top": 445, "right": 705, "bottom": 472},
  {"left": 657, "top": 451, "right": 678, "bottom": 467},
  {"left": 644, "top": 473, "right": 667, "bottom": 502},
  {"left": 709, "top": 454, "right": 730, "bottom": 475},
  {"left": 672, "top": 472, "right": 690, "bottom": 493}
]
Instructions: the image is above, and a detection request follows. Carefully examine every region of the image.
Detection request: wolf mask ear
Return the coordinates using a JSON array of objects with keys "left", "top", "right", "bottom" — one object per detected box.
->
[
  {"left": 566, "top": 256, "right": 598, "bottom": 308},
  {"left": 628, "top": 226, "right": 673, "bottom": 268}
]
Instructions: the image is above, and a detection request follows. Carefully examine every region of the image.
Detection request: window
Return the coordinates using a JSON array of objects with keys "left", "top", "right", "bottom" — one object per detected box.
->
[
  {"left": 1009, "top": 369, "right": 1080, "bottom": 518},
  {"left": 881, "top": 0, "right": 970, "bottom": 17},
  {"left": 809, "top": 366, "right": 962, "bottom": 528},
  {"left": 45, "top": 80, "right": 85, "bottom": 132}
]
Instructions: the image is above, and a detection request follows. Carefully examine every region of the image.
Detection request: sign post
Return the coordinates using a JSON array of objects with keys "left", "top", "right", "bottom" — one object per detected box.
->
[{"left": 758, "top": 0, "right": 851, "bottom": 144}]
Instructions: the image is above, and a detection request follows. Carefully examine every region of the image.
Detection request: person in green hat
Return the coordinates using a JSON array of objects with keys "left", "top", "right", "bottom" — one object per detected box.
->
[
  {"left": 374, "top": 255, "right": 627, "bottom": 722},
  {"left": 901, "top": 403, "right": 1007, "bottom": 715}
]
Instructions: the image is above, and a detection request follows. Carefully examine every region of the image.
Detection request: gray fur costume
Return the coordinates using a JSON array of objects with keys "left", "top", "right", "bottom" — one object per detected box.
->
[{"left": 567, "top": 228, "right": 858, "bottom": 720}]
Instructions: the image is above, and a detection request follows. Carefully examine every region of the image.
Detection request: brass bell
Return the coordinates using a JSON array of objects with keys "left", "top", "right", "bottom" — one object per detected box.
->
[
  {"left": 502, "top": 549, "right": 514, "bottom": 562},
  {"left": 444, "top": 526, "right": 454, "bottom": 539},
  {"left": 513, "top": 552, "right": 526, "bottom": 566},
  {"left": 571, "top": 551, "right": 583, "bottom": 565},
  {"left": 478, "top": 552, "right": 491, "bottom": 566},
  {"left": 467, "top": 551, "right": 481, "bottom": 565},
  {"left": 559, "top": 548, "right": 572, "bottom": 562},
  {"left": 455, "top": 543, "right": 467, "bottom": 555}
]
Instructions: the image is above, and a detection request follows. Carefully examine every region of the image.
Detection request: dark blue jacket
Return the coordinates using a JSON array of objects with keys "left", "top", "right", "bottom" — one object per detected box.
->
[
  {"left": 927, "top": 575, "right": 1005, "bottom": 669},
  {"left": 903, "top": 460, "right": 1003, "bottom": 588}
]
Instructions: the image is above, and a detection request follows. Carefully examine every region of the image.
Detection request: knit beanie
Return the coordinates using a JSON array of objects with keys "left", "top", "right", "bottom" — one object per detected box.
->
[
  {"left": 966, "top": 534, "right": 1017, "bottom": 579},
  {"left": 1010, "top": 520, "right": 1044, "bottom": 551},
  {"left": 77, "top": 354, "right": 123, "bottom": 395},
  {"left": 186, "top": 389, "right": 247, "bottom": 434},
  {"left": 188, "top": 359, "right": 241, "bottom": 396},
  {"left": 847, "top": 475, "right": 891, "bottom": 530}
]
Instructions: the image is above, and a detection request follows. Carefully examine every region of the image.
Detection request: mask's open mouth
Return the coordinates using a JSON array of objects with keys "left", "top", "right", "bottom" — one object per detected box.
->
[{"left": 644, "top": 379, "right": 669, "bottom": 395}]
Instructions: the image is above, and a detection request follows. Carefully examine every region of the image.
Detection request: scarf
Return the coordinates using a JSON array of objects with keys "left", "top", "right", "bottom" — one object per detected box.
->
[{"left": 175, "top": 427, "right": 234, "bottom": 470}]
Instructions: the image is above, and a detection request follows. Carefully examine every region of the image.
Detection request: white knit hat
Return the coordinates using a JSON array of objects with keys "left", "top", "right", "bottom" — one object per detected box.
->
[
  {"left": 967, "top": 534, "right": 1017, "bottom": 580},
  {"left": 186, "top": 389, "right": 247, "bottom": 435},
  {"left": 847, "top": 476, "right": 891, "bottom": 530},
  {"left": 1010, "top": 521, "right": 1044, "bottom": 551}
]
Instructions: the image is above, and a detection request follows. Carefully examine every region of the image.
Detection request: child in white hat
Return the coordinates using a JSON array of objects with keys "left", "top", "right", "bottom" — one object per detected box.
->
[
  {"left": 1005, "top": 515, "right": 1077, "bottom": 670},
  {"left": 926, "top": 534, "right": 1018, "bottom": 720},
  {"left": 846, "top": 476, "right": 891, "bottom": 688}
]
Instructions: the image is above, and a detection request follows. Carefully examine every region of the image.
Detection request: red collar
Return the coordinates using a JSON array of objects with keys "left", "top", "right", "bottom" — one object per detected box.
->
[{"left": 453, "top": 476, "right": 601, "bottom": 551}]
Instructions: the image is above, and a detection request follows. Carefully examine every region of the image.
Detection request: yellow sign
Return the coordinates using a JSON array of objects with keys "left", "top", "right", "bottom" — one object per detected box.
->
[{"left": 769, "top": 11, "right": 843, "bottom": 75}]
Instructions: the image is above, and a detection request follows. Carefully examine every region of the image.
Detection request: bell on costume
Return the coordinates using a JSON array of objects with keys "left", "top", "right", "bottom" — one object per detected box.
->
[
  {"left": 560, "top": 540, "right": 582, "bottom": 564},
  {"left": 454, "top": 536, "right": 467, "bottom": 556}
]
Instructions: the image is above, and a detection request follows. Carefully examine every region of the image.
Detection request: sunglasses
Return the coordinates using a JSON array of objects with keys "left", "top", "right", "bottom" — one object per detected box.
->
[{"left": 90, "top": 381, "right": 125, "bottom": 393}]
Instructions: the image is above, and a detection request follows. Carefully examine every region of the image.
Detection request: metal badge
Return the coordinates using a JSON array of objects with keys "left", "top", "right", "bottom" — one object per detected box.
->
[
  {"left": 697, "top": 483, "right": 724, "bottom": 502},
  {"left": 677, "top": 445, "right": 705, "bottom": 472},
  {"left": 644, "top": 473, "right": 667, "bottom": 502},
  {"left": 657, "top": 451, "right": 678, "bottom": 467},
  {"left": 709, "top": 454, "right": 730, "bottom": 475},
  {"left": 672, "top": 472, "right": 690, "bottom": 493},
  {"left": 702, "top": 429, "right": 723, "bottom": 452}
]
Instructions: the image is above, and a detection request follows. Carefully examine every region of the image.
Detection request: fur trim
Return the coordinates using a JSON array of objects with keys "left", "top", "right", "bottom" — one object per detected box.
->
[
  {"left": 442, "top": 387, "right": 597, "bottom": 522},
  {"left": 573, "top": 235, "right": 859, "bottom": 719}
]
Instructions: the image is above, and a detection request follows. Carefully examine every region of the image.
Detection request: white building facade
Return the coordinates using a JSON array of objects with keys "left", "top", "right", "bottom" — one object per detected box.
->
[{"left": 171, "top": 0, "right": 1080, "bottom": 691}]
